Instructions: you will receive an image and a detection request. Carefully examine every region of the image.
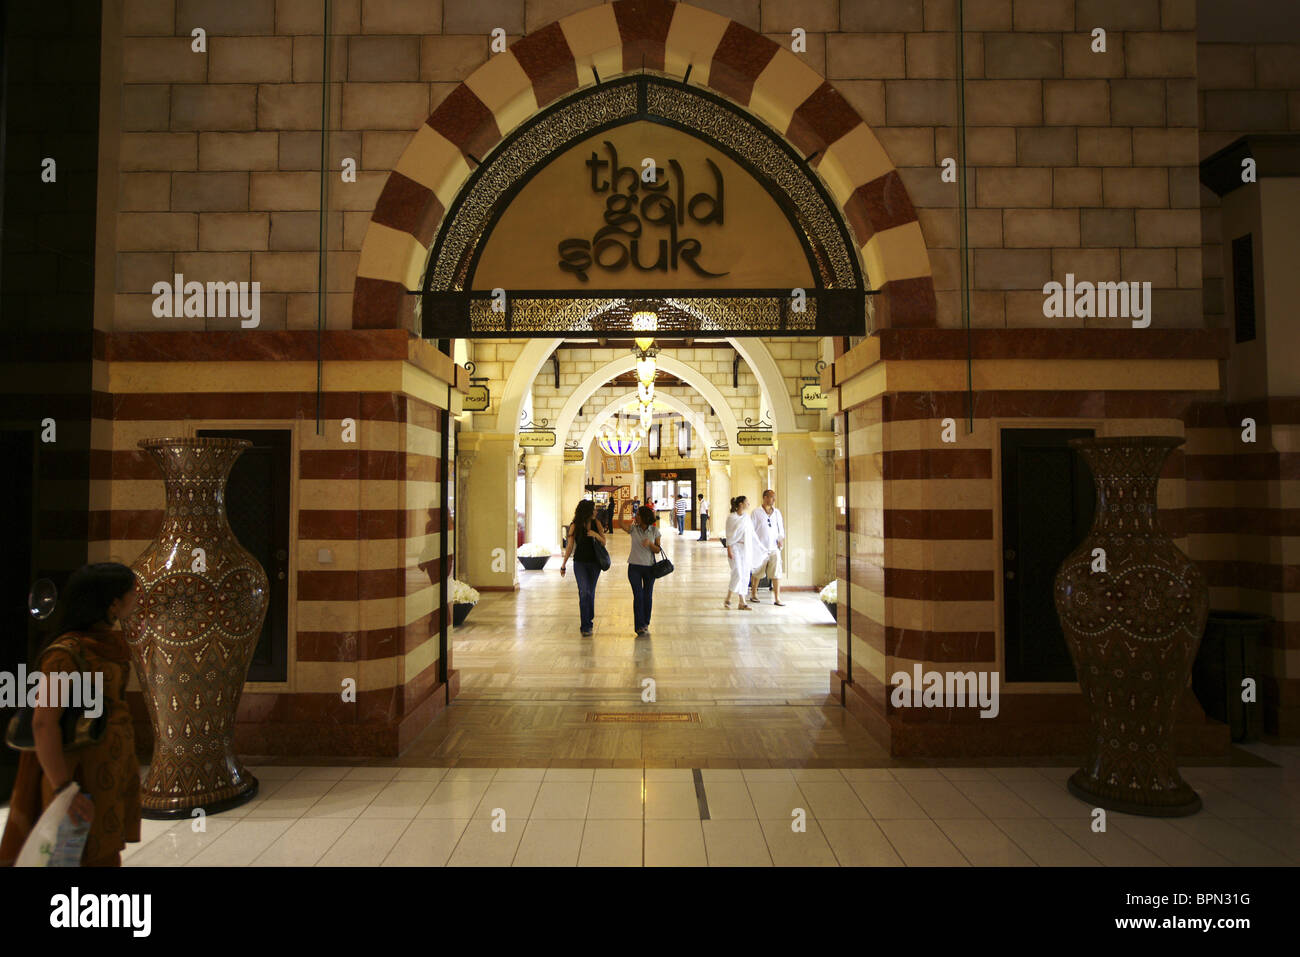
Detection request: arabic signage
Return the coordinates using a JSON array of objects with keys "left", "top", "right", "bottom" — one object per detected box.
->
[
  {"left": 800, "top": 382, "right": 828, "bottom": 410},
  {"left": 463, "top": 382, "right": 490, "bottom": 411},
  {"left": 518, "top": 430, "right": 556, "bottom": 448},
  {"left": 708, "top": 448, "right": 730, "bottom": 462},
  {"left": 735, "top": 429, "right": 773, "bottom": 448},
  {"left": 564, "top": 448, "right": 584, "bottom": 462}
]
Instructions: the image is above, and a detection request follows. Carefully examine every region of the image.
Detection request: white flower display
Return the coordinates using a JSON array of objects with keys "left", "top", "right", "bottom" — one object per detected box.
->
[
  {"left": 518, "top": 543, "right": 554, "bottom": 557},
  {"left": 818, "top": 580, "right": 838, "bottom": 604},
  {"left": 450, "top": 579, "right": 479, "bottom": 605}
]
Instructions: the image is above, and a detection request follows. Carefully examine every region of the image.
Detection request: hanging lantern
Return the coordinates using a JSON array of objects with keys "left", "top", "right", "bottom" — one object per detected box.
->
[
  {"left": 636, "top": 355, "right": 656, "bottom": 386},
  {"left": 598, "top": 426, "right": 641, "bottom": 457},
  {"left": 632, "top": 310, "right": 657, "bottom": 351},
  {"left": 639, "top": 404, "right": 653, "bottom": 431},
  {"left": 637, "top": 380, "right": 654, "bottom": 404}
]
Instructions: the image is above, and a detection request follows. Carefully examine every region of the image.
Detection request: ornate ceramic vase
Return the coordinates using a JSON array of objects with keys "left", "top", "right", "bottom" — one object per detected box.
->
[
  {"left": 122, "top": 438, "right": 268, "bottom": 817},
  {"left": 1054, "top": 437, "right": 1207, "bottom": 817}
]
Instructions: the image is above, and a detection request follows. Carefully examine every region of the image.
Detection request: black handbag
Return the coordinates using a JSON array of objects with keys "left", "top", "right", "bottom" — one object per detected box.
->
[
  {"left": 4, "top": 640, "right": 109, "bottom": 753},
  {"left": 651, "top": 552, "right": 674, "bottom": 579},
  {"left": 592, "top": 539, "right": 611, "bottom": 571}
]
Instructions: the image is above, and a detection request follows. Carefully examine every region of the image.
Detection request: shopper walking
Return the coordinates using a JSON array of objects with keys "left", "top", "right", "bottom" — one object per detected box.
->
[
  {"left": 724, "top": 496, "right": 755, "bottom": 610},
  {"left": 560, "top": 500, "right": 607, "bottom": 637},
  {"left": 1, "top": 563, "right": 142, "bottom": 867},
  {"left": 627, "top": 504, "right": 664, "bottom": 637},
  {"left": 674, "top": 492, "right": 689, "bottom": 534},
  {"left": 749, "top": 489, "right": 787, "bottom": 605},
  {"left": 697, "top": 493, "right": 709, "bottom": 541}
]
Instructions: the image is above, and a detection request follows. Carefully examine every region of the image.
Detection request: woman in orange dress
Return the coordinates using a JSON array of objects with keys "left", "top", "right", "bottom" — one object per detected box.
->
[{"left": 1, "top": 563, "right": 142, "bottom": 867}]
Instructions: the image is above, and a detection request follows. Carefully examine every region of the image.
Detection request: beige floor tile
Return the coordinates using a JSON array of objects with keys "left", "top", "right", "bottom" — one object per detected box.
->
[
  {"left": 701, "top": 781, "right": 758, "bottom": 819},
  {"left": 294, "top": 766, "right": 352, "bottom": 781},
  {"left": 877, "top": 819, "right": 970, "bottom": 866},
  {"left": 818, "top": 819, "right": 904, "bottom": 866},
  {"left": 839, "top": 768, "right": 896, "bottom": 783},
  {"left": 317, "top": 818, "right": 411, "bottom": 866},
  {"left": 887, "top": 767, "right": 945, "bottom": 782},
  {"left": 1227, "top": 818, "right": 1300, "bottom": 863},
  {"left": 900, "top": 780, "right": 986, "bottom": 819},
  {"left": 759, "top": 818, "right": 839, "bottom": 866},
  {"left": 448, "top": 817, "right": 525, "bottom": 866},
  {"left": 543, "top": 767, "right": 595, "bottom": 782},
  {"left": 1004, "top": 778, "right": 1088, "bottom": 817},
  {"left": 418, "top": 780, "right": 491, "bottom": 819},
  {"left": 937, "top": 819, "right": 1034, "bottom": 866},
  {"left": 531, "top": 781, "right": 593, "bottom": 819},
  {"left": 393, "top": 767, "right": 449, "bottom": 782},
  {"left": 703, "top": 819, "right": 772, "bottom": 866},
  {"left": 243, "top": 778, "right": 336, "bottom": 818},
  {"left": 645, "top": 820, "right": 708, "bottom": 866},
  {"left": 125, "top": 820, "right": 236, "bottom": 867},
  {"left": 441, "top": 767, "right": 498, "bottom": 782},
  {"left": 745, "top": 781, "right": 808, "bottom": 819},
  {"left": 989, "top": 766, "right": 1051, "bottom": 783},
  {"left": 252, "top": 817, "right": 353, "bottom": 866},
  {"left": 645, "top": 781, "right": 702, "bottom": 819},
  {"left": 186, "top": 819, "right": 294, "bottom": 866},
  {"left": 593, "top": 768, "right": 645, "bottom": 782},
  {"left": 742, "top": 768, "right": 795, "bottom": 783},
  {"left": 994, "top": 818, "right": 1102, "bottom": 866},
  {"left": 937, "top": 767, "right": 997, "bottom": 782},
  {"left": 792, "top": 768, "right": 846, "bottom": 782},
  {"left": 513, "top": 819, "right": 585, "bottom": 866},
  {"left": 1048, "top": 817, "right": 1168, "bottom": 866},
  {"left": 587, "top": 781, "right": 645, "bottom": 819},
  {"left": 472, "top": 781, "right": 541, "bottom": 820},
  {"left": 579, "top": 819, "right": 642, "bottom": 866},
  {"left": 492, "top": 768, "right": 546, "bottom": 782},
  {"left": 700, "top": 768, "right": 745, "bottom": 782},
  {"left": 849, "top": 781, "right": 928, "bottom": 820},
  {"left": 381, "top": 819, "right": 469, "bottom": 866},
  {"left": 795, "top": 781, "right": 872, "bottom": 819},
  {"left": 302, "top": 779, "right": 387, "bottom": 819},
  {"left": 645, "top": 768, "right": 694, "bottom": 783},
  {"left": 247, "top": 765, "right": 306, "bottom": 780},
  {"left": 1168, "top": 815, "right": 1292, "bottom": 866},
  {"left": 956, "top": 780, "right": 1044, "bottom": 819},
  {"left": 1106, "top": 817, "right": 1231, "bottom": 866},
  {"left": 359, "top": 780, "right": 439, "bottom": 819},
  {"left": 342, "top": 766, "right": 399, "bottom": 781}
]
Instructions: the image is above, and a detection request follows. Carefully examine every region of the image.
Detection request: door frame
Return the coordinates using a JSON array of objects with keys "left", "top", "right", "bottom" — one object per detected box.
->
[
  {"left": 644, "top": 467, "right": 698, "bottom": 528},
  {"left": 187, "top": 420, "right": 299, "bottom": 694},
  {"left": 992, "top": 418, "right": 1104, "bottom": 693}
]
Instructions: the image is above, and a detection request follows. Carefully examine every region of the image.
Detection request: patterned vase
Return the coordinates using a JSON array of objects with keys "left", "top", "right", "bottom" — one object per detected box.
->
[
  {"left": 1054, "top": 436, "right": 1207, "bottom": 817},
  {"left": 122, "top": 438, "right": 268, "bottom": 817}
]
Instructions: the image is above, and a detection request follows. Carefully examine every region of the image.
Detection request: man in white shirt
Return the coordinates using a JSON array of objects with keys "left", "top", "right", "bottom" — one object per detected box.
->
[
  {"left": 697, "top": 493, "right": 709, "bottom": 541},
  {"left": 749, "top": 488, "right": 786, "bottom": 605}
]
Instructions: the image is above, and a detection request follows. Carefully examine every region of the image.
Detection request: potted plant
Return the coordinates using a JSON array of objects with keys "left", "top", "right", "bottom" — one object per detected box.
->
[
  {"left": 451, "top": 579, "right": 480, "bottom": 627},
  {"left": 819, "top": 580, "right": 838, "bottom": 621},
  {"left": 518, "top": 542, "right": 552, "bottom": 570}
]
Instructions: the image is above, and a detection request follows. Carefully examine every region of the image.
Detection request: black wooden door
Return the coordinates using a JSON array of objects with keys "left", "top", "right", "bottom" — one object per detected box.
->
[
  {"left": 198, "top": 429, "right": 290, "bottom": 682},
  {"left": 1000, "top": 428, "right": 1096, "bottom": 683},
  {"left": 0, "top": 430, "right": 36, "bottom": 794}
]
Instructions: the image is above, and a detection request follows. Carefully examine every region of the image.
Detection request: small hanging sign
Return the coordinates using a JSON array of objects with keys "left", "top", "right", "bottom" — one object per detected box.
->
[{"left": 800, "top": 361, "right": 828, "bottom": 410}]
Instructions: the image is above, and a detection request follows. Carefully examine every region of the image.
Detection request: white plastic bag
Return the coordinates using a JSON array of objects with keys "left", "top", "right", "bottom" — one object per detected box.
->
[{"left": 15, "top": 783, "right": 91, "bottom": 867}]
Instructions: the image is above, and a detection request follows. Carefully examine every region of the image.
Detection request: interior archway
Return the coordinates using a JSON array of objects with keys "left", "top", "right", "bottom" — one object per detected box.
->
[{"left": 576, "top": 389, "right": 718, "bottom": 453}]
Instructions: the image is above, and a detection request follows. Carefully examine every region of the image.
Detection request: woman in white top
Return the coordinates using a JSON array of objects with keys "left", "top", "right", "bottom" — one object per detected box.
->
[{"left": 724, "top": 495, "right": 754, "bottom": 610}]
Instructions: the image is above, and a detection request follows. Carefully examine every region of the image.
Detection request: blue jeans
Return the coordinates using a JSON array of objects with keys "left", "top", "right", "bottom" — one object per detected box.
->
[
  {"left": 676, "top": 513, "right": 685, "bottom": 534},
  {"left": 628, "top": 564, "right": 657, "bottom": 631},
  {"left": 573, "top": 561, "right": 600, "bottom": 632}
]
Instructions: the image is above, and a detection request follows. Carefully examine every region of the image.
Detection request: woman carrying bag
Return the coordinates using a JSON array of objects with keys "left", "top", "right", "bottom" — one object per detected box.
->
[
  {"left": 1, "top": 563, "right": 143, "bottom": 867},
  {"left": 560, "top": 499, "right": 609, "bottom": 637},
  {"left": 627, "top": 505, "right": 665, "bottom": 638},
  {"left": 724, "top": 496, "right": 755, "bottom": 610}
]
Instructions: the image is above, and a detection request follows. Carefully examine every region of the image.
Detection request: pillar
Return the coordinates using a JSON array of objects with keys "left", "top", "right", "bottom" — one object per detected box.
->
[
  {"left": 707, "top": 461, "right": 730, "bottom": 536},
  {"left": 454, "top": 445, "right": 477, "bottom": 582},
  {"left": 458, "top": 432, "right": 518, "bottom": 590},
  {"left": 562, "top": 457, "right": 587, "bottom": 534},
  {"left": 773, "top": 432, "right": 826, "bottom": 588},
  {"left": 813, "top": 433, "right": 837, "bottom": 587},
  {"left": 526, "top": 451, "right": 564, "bottom": 551},
  {"left": 731, "top": 452, "right": 765, "bottom": 518}
]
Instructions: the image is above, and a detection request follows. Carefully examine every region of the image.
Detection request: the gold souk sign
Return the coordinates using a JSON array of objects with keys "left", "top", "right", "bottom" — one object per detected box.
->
[{"left": 559, "top": 141, "right": 726, "bottom": 283}]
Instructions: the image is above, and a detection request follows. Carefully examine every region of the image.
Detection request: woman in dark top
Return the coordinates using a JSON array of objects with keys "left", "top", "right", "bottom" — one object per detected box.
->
[{"left": 560, "top": 499, "right": 607, "bottom": 637}]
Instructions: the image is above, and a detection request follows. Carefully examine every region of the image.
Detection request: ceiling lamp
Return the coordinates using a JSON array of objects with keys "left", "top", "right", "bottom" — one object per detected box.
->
[
  {"left": 598, "top": 425, "right": 641, "bottom": 457},
  {"left": 639, "top": 404, "right": 653, "bottom": 431},
  {"left": 632, "top": 310, "right": 657, "bottom": 353},
  {"left": 637, "top": 380, "right": 654, "bottom": 404},
  {"left": 636, "top": 354, "right": 656, "bottom": 387}
]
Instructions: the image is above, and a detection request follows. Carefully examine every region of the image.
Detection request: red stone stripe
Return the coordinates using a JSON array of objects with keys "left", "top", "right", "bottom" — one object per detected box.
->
[
  {"left": 371, "top": 171, "right": 443, "bottom": 247},
  {"left": 428, "top": 85, "right": 501, "bottom": 160},
  {"left": 296, "top": 507, "right": 444, "bottom": 540},
  {"left": 1198, "top": 560, "right": 1300, "bottom": 593},
  {"left": 1187, "top": 507, "right": 1300, "bottom": 536},
  {"left": 872, "top": 328, "right": 1230, "bottom": 361},
  {"left": 842, "top": 171, "right": 917, "bottom": 247},
  {"left": 707, "top": 22, "right": 778, "bottom": 105},
  {"left": 512, "top": 22, "right": 579, "bottom": 107},
  {"left": 884, "top": 509, "right": 993, "bottom": 540},
  {"left": 1186, "top": 453, "right": 1292, "bottom": 481},
  {"left": 109, "top": 392, "right": 400, "bottom": 421},
  {"left": 872, "top": 276, "right": 937, "bottom": 330},
  {"left": 297, "top": 568, "right": 413, "bottom": 602},
  {"left": 884, "top": 567, "right": 995, "bottom": 602},
  {"left": 299, "top": 449, "right": 404, "bottom": 481},
  {"left": 848, "top": 606, "right": 885, "bottom": 656},
  {"left": 787, "top": 85, "right": 862, "bottom": 158},
  {"left": 882, "top": 448, "right": 992, "bottom": 480},
  {"left": 353, "top": 276, "right": 416, "bottom": 330},
  {"left": 886, "top": 626, "right": 997, "bottom": 662},
  {"left": 876, "top": 390, "right": 1215, "bottom": 422},
  {"left": 88, "top": 509, "right": 163, "bottom": 540},
  {"left": 613, "top": 0, "right": 674, "bottom": 72},
  {"left": 107, "top": 329, "right": 416, "bottom": 362}
]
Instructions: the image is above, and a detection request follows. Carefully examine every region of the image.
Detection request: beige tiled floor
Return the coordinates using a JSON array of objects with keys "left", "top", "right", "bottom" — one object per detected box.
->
[{"left": 8, "top": 745, "right": 1293, "bottom": 866}]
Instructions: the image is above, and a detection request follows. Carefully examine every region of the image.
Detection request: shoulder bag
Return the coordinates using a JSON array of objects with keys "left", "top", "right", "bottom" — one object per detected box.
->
[
  {"left": 651, "top": 539, "right": 674, "bottom": 579},
  {"left": 5, "top": 638, "right": 109, "bottom": 753}
]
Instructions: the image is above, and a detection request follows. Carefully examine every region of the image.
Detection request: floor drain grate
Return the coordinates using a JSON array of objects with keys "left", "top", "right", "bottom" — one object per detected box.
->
[{"left": 586, "top": 712, "right": 701, "bottom": 723}]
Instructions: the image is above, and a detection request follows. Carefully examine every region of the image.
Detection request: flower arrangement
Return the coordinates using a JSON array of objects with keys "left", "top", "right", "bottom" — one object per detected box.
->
[
  {"left": 818, "top": 580, "right": 838, "bottom": 604},
  {"left": 518, "top": 543, "right": 553, "bottom": 557},
  {"left": 450, "top": 579, "right": 479, "bottom": 605}
]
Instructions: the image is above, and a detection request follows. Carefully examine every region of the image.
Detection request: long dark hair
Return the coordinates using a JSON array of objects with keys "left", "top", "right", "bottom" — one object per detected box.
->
[
  {"left": 730, "top": 495, "right": 747, "bottom": 513},
  {"left": 636, "top": 505, "right": 657, "bottom": 526},
  {"left": 572, "top": 499, "right": 595, "bottom": 532},
  {"left": 48, "top": 562, "right": 137, "bottom": 640}
]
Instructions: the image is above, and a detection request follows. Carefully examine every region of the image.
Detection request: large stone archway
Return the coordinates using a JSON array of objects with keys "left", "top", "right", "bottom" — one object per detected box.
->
[
  {"left": 352, "top": 0, "right": 936, "bottom": 336},
  {"left": 575, "top": 389, "right": 718, "bottom": 452}
]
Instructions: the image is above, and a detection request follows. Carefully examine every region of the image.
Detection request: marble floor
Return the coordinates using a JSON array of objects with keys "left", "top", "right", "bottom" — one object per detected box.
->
[{"left": 2, "top": 751, "right": 1294, "bottom": 866}]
